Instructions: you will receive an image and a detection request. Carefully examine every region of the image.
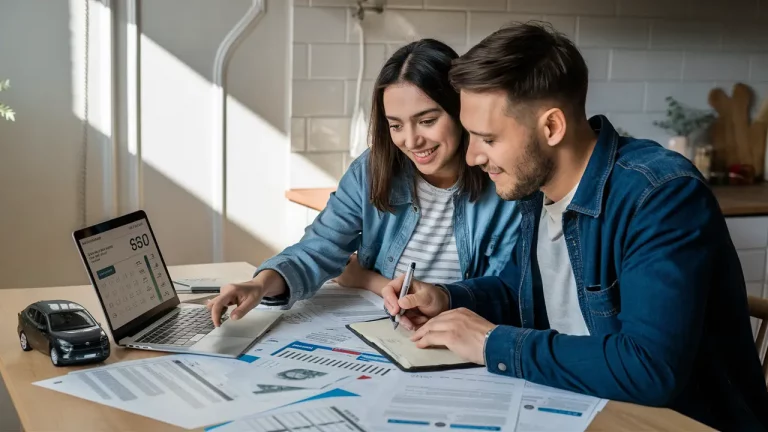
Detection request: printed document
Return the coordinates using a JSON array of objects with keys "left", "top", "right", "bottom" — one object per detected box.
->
[
  {"left": 211, "top": 398, "right": 370, "bottom": 432},
  {"left": 515, "top": 382, "right": 606, "bottom": 432},
  {"left": 34, "top": 355, "right": 323, "bottom": 429},
  {"left": 368, "top": 371, "right": 525, "bottom": 431},
  {"left": 243, "top": 356, "right": 356, "bottom": 390},
  {"left": 300, "top": 282, "right": 388, "bottom": 325},
  {"left": 263, "top": 340, "right": 400, "bottom": 379}
]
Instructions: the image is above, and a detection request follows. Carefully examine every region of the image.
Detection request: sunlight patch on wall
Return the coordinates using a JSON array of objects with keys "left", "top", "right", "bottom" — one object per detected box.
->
[
  {"left": 139, "top": 33, "right": 214, "bottom": 207},
  {"left": 226, "top": 95, "right": 289, "bottom": 252}
]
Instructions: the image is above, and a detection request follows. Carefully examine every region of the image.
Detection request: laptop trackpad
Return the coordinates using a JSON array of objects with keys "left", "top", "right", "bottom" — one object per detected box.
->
[
  {"left": 191, "top": 335, "right": 258, "bottom": 357},
  {"left": 211, "top": 310, "right": 283, "bottom": 338}
]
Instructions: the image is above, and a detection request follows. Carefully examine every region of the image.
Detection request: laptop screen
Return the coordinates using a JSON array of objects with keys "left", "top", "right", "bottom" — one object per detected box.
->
[{"left": 78, "top": 217, "right": 175, "bottom": 331}]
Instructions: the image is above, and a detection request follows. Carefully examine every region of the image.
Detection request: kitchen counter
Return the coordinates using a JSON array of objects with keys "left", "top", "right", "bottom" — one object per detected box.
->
[
  {"left": 712, "top": 183, "right": 768, "bottom": 217},
  {"left": 287, "top": 183, "right": 768, "bottom": 217},
  {"left": 285, "top": 188, "right": 336, "bottom": 212}
]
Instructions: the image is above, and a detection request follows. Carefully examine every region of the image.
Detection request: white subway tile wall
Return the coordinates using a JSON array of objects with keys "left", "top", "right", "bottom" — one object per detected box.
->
[
  {"left": 293, "top": 44, "right": 308, "bottom": 79},
  {"left": 308, "top": 117, "right": 352, "bottom": 151},
  {"left": 291, "top": 118, "right": 307, "bottom": 152},
  {"left": 290, "top": 0, "right": 768, "bottom": 187},
  {"left": 310, "top": 43, "right": 387, "bottom": 79},
  {"left": 650, "top": 21, "right": 721, "bottom": 50}
]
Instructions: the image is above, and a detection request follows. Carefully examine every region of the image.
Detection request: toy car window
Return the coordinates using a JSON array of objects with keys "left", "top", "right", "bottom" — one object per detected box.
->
[
  {"left": 33, "top": 310, "right": 47, "bottom": 327},
  {"left": 49, "top": 311, "right": 95, "bottom": 332}
]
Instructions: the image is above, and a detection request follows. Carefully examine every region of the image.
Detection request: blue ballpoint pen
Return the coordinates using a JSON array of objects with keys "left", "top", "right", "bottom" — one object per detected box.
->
[{"left": 393, "top": 262, "right": 416, "bottom": 330}]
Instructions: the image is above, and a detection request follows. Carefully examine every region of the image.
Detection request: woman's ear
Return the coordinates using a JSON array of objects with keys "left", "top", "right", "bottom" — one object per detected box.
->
[{"left": 540, "top": 108, "right": 567, "bottom": 148}]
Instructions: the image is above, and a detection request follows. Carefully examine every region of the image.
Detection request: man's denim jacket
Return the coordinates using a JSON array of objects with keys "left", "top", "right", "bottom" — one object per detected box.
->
[
  {"left": 443, "top": 116, "right": 768, "bottom": 431},
  {"left": 258, "top": 149, "right": 521, "bottom": 307}
]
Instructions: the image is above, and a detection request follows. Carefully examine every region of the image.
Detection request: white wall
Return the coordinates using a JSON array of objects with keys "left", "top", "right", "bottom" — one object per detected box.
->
[
  {"left": 289, "top": 0, "right": 768, "bottom": 189},
  {"left": 0, "top": 0, "right": 291, "bottom": 290},
  {"left": 134, "top": 0, "right": 291, "bottom": 270},
  {"left": 0, "top": 0, "right": 111, "bottom": 289},
  {"left": 0, "top": 1, "right": 290, "bottom": 427}
]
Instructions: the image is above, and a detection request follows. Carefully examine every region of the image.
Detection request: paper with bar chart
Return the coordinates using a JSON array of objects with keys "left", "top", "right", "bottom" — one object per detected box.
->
[
  {"left": 268, "top": 340, "right": 399, "bottom": 379},
  {"left": 34, "top": 355, "right": 321, "bottom": 429}
]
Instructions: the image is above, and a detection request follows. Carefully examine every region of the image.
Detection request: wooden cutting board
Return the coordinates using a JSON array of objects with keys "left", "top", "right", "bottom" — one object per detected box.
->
[
  {"left": 708, "top": 88, "right": 737, "bottom": 167},
  {"left": 731, "top": 83, "right": 755, "bottom": 167},
  {"left": 754, "top": 99, "right": 768, "bottom": 178}
]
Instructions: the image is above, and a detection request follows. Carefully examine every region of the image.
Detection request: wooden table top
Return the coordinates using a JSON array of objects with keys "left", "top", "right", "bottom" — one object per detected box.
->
[
  {"left": 0, "top": 262, "right": 711, "bottom": 431},
  {"left": 286, "top": 182, "right": 768, "bottom": 217}
]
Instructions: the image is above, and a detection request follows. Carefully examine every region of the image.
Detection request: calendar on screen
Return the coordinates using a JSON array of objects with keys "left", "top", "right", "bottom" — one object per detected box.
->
[{"left": 78, "top": 218, "right": 174, "bottom": 330}]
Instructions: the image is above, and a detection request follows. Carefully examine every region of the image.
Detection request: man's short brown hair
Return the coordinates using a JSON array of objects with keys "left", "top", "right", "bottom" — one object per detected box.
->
[{"left": 450, "top": 21, "right": 589, "bottom": 118}]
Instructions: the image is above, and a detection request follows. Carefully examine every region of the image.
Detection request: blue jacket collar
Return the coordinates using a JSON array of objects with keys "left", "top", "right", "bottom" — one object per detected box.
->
[
  {"left": 568, "top": 115, "right": 618, "bottom": 218},
  {"left": 517, "top": 115, "right": 618, "bottom": 218},
  {"left": 389, "top": 162, "right": 415, "bottom": 206}
]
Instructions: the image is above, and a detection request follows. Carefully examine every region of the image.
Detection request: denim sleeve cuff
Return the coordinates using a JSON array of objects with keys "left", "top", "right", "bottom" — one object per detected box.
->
[
  {"left": 438, "top": 282, "right": 476, "bottom": 311},
  {"left": 484, "top": 325, "right": 533, "bottom": 378},
  {"left": 254, "top": 257, "right": 305, "bottom": 308}
]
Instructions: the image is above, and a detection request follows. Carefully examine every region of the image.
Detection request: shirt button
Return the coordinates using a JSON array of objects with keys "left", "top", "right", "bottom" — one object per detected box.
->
[
  {"left": 388, "top": 257, "right": 393, "bottom": 262},
  {"left": 498, "top": 363, "right": 507, "bottom": 372}
]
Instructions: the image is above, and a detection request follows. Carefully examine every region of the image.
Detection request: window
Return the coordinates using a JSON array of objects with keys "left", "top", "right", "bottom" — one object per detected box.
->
[
  {"left": 48, "top": 311, "right": 96, "bottom": 332},
  {"left": 27, "top": 308, "right": 45, "bottom": 327},
  {"left": 34, "top": 310, "right": 47, "bottom": 328}
]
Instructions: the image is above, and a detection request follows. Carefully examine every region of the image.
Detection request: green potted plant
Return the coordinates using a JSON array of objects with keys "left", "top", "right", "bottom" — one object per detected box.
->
[
  {"left": 653, "top": 96, "right": 714, "bottom": 158},
  {"left": 0, "top": 79, "right": 15, "bottom": 122}
]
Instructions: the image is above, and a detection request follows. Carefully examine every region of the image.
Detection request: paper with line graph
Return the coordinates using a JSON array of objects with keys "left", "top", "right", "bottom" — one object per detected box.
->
[{"left": 33, "top": 355, "right": 321, "bottom": 429}]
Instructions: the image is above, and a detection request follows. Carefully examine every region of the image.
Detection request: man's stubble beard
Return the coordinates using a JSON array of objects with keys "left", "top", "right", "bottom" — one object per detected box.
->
[{"left": 497, "top": 134, "right": 554, "bottom": 201}]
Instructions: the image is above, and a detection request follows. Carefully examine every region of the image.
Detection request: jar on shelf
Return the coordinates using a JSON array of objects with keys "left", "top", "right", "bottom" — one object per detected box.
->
[{"left": 693, "top": 145, "right": 713, "bottom": 181}]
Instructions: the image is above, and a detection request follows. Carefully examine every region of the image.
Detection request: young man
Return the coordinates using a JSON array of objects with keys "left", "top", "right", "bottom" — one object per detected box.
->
[{"left": 382, "top": 23, "right": 768, "bottom": 431}]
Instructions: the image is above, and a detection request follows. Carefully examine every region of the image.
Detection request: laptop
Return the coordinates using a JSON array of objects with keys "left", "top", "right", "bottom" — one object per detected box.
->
[{"left": 72, "top": 210, "right": 282, "bottom": 358}]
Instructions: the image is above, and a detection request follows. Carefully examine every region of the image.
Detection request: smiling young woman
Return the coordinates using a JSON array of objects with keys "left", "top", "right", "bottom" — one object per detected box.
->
[{"left": 206, "top": 39, "right": 521, "bottom": 327}]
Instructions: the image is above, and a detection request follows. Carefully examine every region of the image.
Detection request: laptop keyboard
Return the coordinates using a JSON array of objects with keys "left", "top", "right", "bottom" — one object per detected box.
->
[{"left": 135, "top": 307, "right": 228, "bottom": 346}]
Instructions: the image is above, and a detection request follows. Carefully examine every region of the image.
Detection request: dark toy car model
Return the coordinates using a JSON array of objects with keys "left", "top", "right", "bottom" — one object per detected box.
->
[{"left": 18, "top": 300, "right": 110, "bottom": 366}]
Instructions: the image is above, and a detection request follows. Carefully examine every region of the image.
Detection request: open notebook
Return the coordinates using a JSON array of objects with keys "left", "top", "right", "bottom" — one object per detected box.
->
[{"left": 347, "top": 318, "right": 480, "bottom": 372}]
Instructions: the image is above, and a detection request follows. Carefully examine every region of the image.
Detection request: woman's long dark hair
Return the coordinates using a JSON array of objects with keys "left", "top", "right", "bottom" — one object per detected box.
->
[{"left": 368, "top": 39, "right": 488, "bottom": 213}]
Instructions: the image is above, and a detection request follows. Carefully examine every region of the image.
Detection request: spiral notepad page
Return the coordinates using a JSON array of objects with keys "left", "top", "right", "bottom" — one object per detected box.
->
[{"left": 347, "top": 318, "right": 472, "bottom": 371}]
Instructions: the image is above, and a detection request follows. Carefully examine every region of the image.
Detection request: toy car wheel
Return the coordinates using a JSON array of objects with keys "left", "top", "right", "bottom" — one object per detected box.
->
[
  {"left": 50, "top": 346, "right": 60, "bottom": 366},
  {"left": 19, "top": 332, "right": 32, "bottom": 351}
]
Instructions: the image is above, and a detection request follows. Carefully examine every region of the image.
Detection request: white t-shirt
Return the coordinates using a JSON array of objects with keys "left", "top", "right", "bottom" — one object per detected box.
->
[
  {"left": 536, "top": 183, "right": 590, "bottom": 336},
  {"left": 394, "top": 176, "right": 463, "bottom": 285}
]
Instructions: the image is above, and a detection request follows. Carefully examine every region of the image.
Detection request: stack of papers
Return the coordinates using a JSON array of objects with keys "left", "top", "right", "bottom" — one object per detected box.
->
[{"left": 33, "top": 283, "right": 609, "bottom": 431}]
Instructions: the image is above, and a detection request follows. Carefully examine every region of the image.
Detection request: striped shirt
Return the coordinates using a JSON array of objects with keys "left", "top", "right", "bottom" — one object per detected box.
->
[{"left": 394, "top": 175, "right": 463, "bottom": 285}]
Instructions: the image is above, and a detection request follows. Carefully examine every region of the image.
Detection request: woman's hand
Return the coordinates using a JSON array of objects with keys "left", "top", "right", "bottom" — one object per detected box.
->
[
  {"left": 381, "top": 273, "right": 450, "bottom": 331},
  {"left": 334, "top": 254, "right": 391, "bottom": 296}
]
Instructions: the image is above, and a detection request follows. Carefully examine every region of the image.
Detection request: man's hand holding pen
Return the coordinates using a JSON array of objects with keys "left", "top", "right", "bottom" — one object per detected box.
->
[{"left": 381, "top": 274, "right": 496, "bottom": 365}]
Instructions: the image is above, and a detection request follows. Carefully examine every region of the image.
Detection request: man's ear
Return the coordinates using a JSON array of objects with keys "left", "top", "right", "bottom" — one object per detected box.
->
[{"left": 539, "top": 108, "right": 566, "bottom": 148}]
